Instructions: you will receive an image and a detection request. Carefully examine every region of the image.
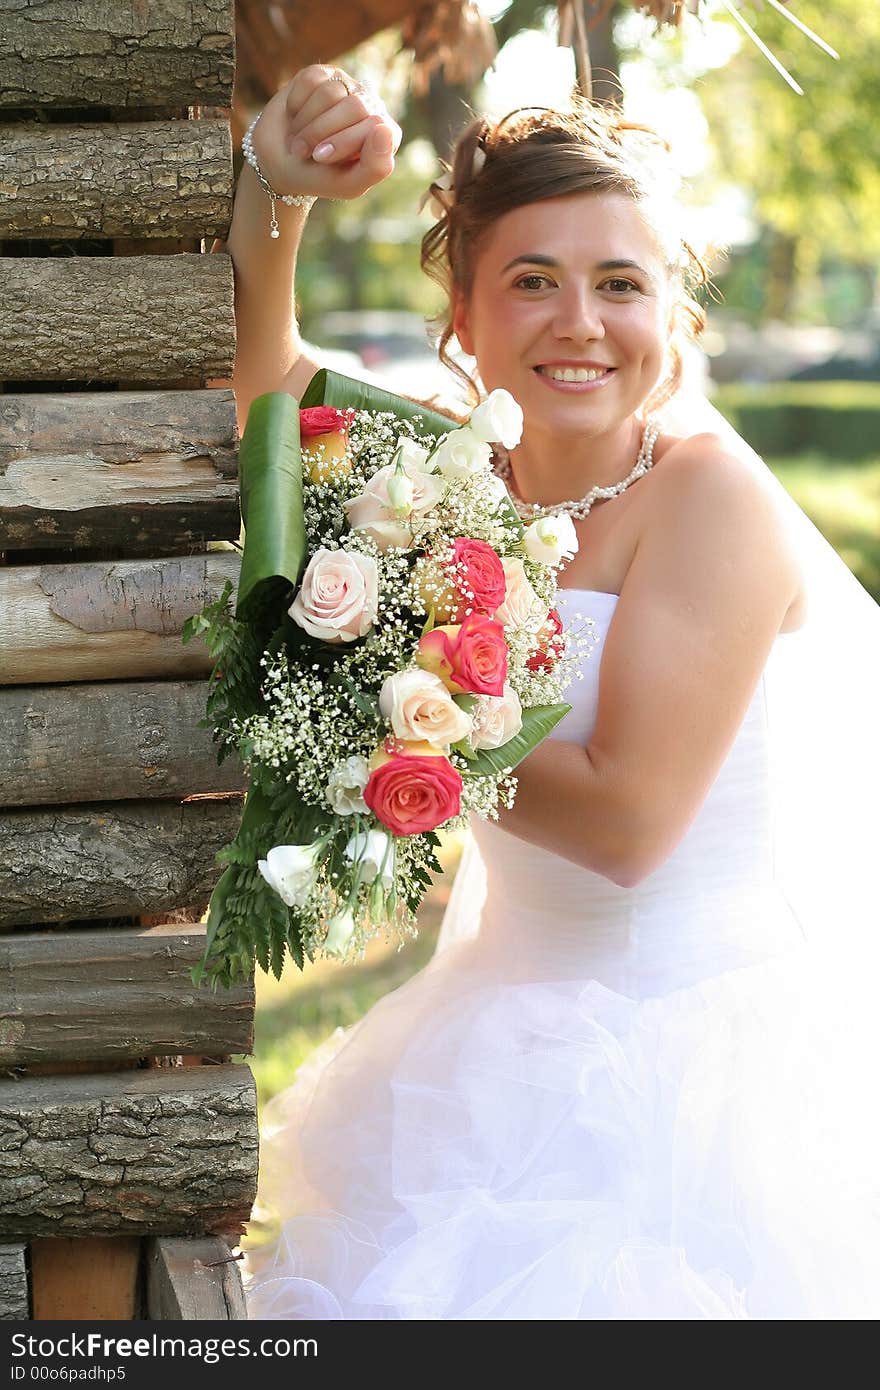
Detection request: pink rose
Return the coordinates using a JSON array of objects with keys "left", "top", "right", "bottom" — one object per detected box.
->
[
  {"left": 345, "top": 465, "right": 446, "bottom": 553},
  {"left": 364, "top": 742, "right": 462, "bottom": 835},
  {"left": 299, "top": 406, "right": 354, "bottom": 440},
  {"left": 288, "top": 547, "right": 379, "bottom": 643},
  {"left": 526, "top": 608, "right": 565, "bottom": 672},
  {"left": 416, "top": 613, "right": 508, "bottom": 697},
  {"left": 449, "top": 538, "right": 506, "bottom": 618}
]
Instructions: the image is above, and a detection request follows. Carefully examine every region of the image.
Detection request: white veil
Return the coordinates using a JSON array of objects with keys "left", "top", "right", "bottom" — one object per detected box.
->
[{"left": 434, "top": 388, "right": 880, "bottom": 957}]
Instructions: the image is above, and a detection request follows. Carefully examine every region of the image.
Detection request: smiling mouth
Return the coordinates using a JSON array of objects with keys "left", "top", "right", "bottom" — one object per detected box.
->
[{"left": 533, "top": 365, "right": 615, "bottom": 384}]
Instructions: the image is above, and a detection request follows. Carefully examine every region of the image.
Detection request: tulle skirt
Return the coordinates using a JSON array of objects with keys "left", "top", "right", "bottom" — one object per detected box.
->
[{"left": 241, "top": 930, "right": 880, "bottom": 1320}]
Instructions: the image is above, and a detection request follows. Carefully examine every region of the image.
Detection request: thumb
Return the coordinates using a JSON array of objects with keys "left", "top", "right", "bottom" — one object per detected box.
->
[{"left": 366, "top": 120, "right": 395, "bottom": 159}]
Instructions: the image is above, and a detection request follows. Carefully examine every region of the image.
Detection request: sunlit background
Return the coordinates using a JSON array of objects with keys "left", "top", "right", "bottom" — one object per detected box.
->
[{"left": 232, "top": 0, "right": 880, "bottom": 1143}]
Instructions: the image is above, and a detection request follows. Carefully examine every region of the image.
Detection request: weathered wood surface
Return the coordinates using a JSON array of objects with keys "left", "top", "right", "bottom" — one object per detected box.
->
[
  {"left": 29, "top": 1237, "right": 140, "bottom": 1321},
  {"left": 0, "top": 1243, "right": 28, "bottom": 1320},
  {"left": 0, "top": 1064, "right": 258, "bottom": 1238},
  {"left": 0, "top": 923, "right": 254, "bottom": 1067},
  {"left": 0, "top": 681, "right": 246, "bottom": 807},
  {"left": 0, "top": 0, "right": 235, "bottom": 110},
  {"left": 0, "top": 119, "right": 232, "bottom": 241},
  {"left": 0, "top": 794, "right": 244, "bottom": 928},
  {"left": 0, "top": 255, "right": 235, "bottom": 384},
  {"left": 145, "top": 1236, "right": 247, "bottom": 1320},
  {"left": 0, "top": 453, "right": 241, "bottom": 551},
  {"left": 0, "top": 552, "right": 240, "bottom": 684}
]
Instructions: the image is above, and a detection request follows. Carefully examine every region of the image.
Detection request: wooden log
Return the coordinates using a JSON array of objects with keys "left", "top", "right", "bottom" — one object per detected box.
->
[
  {"left": 0, "top": 1243, "right": 29, "bottom": 1320},
  {"left": 0, "top": 923, "right": 254, "bottom": 1068},
  {"left": 0, "top": 1064, "right": 258, "bottom": 1238},
  {"left": 0, "top": 119, "right": 232, "bottom": 241},
  {"left": 0, "top": 388, "right": 238, "bottom": 472},
  {"left": 0, "top": 0, "right": 235, "bottom": 111},
  {"left": 145, "top": 1236, "right": 247, "bottom": 1320},
  {"left": 0, "top": 794, "right": 244, "bottom": 929},
  {"left": 0, "top": 681, "right": 246, "bottom": 807},
  {"left": 0, "top": 455, "right": 241, "bottom": 552},
  {"left": 29, "top": 1237, "right": 140, "bottom": 1321},
  {"left": 0, "top": 552, "right": 240, "bottom": 684},
  {"left": 0, "top": 255, "right": 235, "bottom": 384}
]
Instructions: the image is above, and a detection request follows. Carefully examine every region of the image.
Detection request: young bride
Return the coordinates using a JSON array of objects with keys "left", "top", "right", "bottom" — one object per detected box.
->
[{"left": 227, "top": 66, "right": 880, "bottom": 1319}]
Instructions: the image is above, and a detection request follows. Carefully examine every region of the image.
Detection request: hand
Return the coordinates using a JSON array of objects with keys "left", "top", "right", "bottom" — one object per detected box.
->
[{"left": 249, "top": 65, "right": 402, "bottom": 202}]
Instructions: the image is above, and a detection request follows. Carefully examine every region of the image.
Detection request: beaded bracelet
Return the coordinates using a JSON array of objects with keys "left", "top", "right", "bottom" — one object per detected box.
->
[{"left": 241, "top": 111, "right": 317, "bottom": 239}]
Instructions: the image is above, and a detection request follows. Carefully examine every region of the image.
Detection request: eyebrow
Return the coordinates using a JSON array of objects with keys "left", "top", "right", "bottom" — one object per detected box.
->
[{"left": 501, "top": 254, "right": 649, "bottom": 276}]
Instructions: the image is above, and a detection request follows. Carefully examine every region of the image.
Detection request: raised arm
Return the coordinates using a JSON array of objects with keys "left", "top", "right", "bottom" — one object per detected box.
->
[{"left": 215, "top": 66, "right": 402, "bottom": 436}]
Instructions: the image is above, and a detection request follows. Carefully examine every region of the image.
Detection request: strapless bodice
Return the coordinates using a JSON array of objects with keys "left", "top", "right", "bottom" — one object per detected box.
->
[{"left": 467, "top": 590, "right": 806, "bottom": 996}]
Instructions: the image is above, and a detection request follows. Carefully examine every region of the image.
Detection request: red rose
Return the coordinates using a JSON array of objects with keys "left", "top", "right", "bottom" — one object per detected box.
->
[
  {"left": 449, "top": 538, "right": 506, "bottom": 618},
  {"left": 299, "top": 406, "right": 353, "bottom": 440},
  {"left": 364, "top": 747, "right": 462, "bottom": 835},
  {"left": 417, "top": 613, "right": 508, "bottom": 697},
  {"left": 526, "top": 608, "right": 565, "bottom": 673}
]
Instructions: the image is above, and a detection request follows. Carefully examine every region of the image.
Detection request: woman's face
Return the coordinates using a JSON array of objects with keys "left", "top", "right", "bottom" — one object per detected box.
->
[{"left": 453, "top": 191, "right": 674, "bottom": 442}]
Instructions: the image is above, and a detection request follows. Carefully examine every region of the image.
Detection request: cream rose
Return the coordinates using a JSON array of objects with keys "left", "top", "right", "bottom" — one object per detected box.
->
[
  {"left": 257, "top": 843, "right": 322, "bottom": 908},
  {"left": 396, "top": 437, "right": 433, "bottom": 473},
  {"left": 325, "top": 755, "right": 370, "bottom": 815},
  {"left": 468, "top": 389, "right": 524, "bottom": 449},
  {"left": 522, "top": 513, "right": 579, "bottom": 566},
  {"left": 470, "top": 682, "right": 523, "bottom": 751},
  {"left": 345, "top": 464, "right": 446, "bottom": 552},
  {"left": 344, "top": 829, "right": 395, "bottom": 887},
  {"left": 288, "top": 548, "right": 379, "bottom": 643},
  {"left": 379, "top": 669, "right": 472, "bottom": 747},
  {"left": 429, "top": 427, "right": 493, "bottom": 480},
  {"left": 493, "top": 557, "right": 545, "bottom": 631}
]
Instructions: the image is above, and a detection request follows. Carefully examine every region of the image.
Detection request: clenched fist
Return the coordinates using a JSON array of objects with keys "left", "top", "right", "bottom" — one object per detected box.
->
[{"left": 247, "top": 65, "right": 403, "bottom": 202}]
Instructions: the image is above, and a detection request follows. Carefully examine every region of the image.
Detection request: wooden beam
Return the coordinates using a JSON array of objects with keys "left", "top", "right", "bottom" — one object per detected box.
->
[
  {"left": 29, "top": 1237, "right": 140, "bottom": 1321},
  {"left": 0, "top": 1064, "right": 258, "bottom": 1238},
  {"left": 0, "top": 0, "right": 235, "bottom": 111},
  {"left": 0, "top": 552, "right": 240, "bottom": 684},
  {"left": 0, "top": 119, "right": 233, "bottom": 241},
  {"left": 0, "top": 255, "right": 235, "bottom": 385},
  {"left": 0, "top": 923, "right": 254, "bottom": 1068},
  {"left": 0, "top": 794, "right": 244, "bottom": 929},
  {"left": 145, "top": 1236, "right": 247, "bottom": 1320}
]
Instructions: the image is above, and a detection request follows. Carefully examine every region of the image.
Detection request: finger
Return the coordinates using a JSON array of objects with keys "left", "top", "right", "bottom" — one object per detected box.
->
[
  {"left": 287, "top": 75, "right": 363, "bottom": 141},
  {"left": 332, "top": 121, "right": 396, "bottom": 196},
  {"left": 304, "top": 116, "right": 377, "bottom": 166},
  {"left": 280, "top": 64, "right": 339, "bottom": 122},
  {"left": 294, "top": 93, "right": 385, "bottom": 158}
]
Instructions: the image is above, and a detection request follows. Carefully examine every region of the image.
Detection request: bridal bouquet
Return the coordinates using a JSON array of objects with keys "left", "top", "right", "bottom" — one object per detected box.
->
[{"left": 183, "top": 371, "right": 592, "bottom": 990}]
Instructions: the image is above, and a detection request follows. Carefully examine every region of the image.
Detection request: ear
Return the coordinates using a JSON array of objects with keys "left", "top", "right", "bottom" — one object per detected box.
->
[{"left": 452, "top": 291, "right": 474, "bottom": 358}]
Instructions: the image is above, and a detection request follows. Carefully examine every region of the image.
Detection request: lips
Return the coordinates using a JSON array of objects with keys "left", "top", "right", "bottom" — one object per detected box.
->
[{"left": 534, "top": 364, "right": 615, "bottom": 384}]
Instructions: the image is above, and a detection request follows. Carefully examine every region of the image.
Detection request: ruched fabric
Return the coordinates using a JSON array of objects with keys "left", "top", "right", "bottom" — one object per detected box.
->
[{"left": 242, "top": 591, "right": 880, "bottom": 1320}]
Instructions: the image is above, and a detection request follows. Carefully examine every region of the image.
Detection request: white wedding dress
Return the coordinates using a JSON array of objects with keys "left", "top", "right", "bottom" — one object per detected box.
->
[{"left": 241, "top": 586, "right": 880, "bottom": 1320}]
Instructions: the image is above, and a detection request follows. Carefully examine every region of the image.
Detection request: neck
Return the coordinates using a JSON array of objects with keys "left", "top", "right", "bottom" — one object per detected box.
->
[{"left": 504, "top": 417, "right": 646, "bottom": 507}]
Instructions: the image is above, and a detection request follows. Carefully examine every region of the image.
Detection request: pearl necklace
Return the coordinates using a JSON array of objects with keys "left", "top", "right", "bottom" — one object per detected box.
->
[{"left": 493, "top": 415, "right": 661, "bottom": 522}]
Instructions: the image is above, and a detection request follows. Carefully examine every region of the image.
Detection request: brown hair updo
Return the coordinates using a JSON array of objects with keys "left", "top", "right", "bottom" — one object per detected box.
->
[{"left": 420, "top": 98, "right": 709, "bottom": 409}]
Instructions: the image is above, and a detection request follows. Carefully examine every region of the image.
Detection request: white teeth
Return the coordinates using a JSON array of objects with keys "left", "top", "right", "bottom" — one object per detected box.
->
[{"left": 540, "top": 366, "right": 607, "bottom": 383}]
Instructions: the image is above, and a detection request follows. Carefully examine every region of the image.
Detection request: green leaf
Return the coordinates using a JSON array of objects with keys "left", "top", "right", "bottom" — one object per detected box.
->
[
  {"left": 236, "top": 393, "right": 307, "bottom": 624},
  {"left": 460, "top": 703, "right": 572, "bottom": 778},
  {"left": 301, "top": 368, "right": 458, "bottom": 439}
]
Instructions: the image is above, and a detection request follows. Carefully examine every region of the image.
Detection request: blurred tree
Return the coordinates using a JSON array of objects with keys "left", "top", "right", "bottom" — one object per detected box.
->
[{"left": 700, "top": 0, "right": 880, "bottom": 320}]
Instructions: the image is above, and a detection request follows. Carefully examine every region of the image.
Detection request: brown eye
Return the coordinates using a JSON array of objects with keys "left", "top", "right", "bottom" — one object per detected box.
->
[
  {"left": 603, "top": 278, "right": 638, "bottom": 293},
  {"left": 515, "top": 274, "right": 551, "bottom": 291}
]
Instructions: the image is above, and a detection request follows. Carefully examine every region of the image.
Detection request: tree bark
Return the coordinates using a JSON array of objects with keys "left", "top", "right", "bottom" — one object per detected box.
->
[
  {"left": 0, "top": 1064, "right": 258, "bottom": 1238},
  {"left": 0, "top": 255, "right": 235, "bottom": 385},
  {"left": 0, "top": 1244, "right": 28, "bottom": 1320},
  {"left": 0, "top": 119, "right": 232, "bottom": 241},
  {"left": 0, "top": 0, "right": 234, "bottom": 111},
  {"left": 0, "top": 794, "right": 243, "bottom": 928},
  {"left": 0, "top": 552, "right": 240, "bottom": 684}
]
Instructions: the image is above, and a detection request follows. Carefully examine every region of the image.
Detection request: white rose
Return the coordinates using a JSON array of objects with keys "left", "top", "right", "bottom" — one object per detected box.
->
[
  {"left": 344, "top": 829, "right": 395, "bottom": 888},
  {"left": 345, "top": 464, "right": 447, "bottom": 552},
  {"left": 470, "top": 682, "right": 523, "bottom": 751},
  {"left": 387, "top": 469, "right": 414, "bottom": 513},
  {"left": 484, "top": 473, "right": 513, "bottom": 509},
  {"left": 325, "top": 755, "right": 370, "bottom": 816},
  {"left": 523, "top": 513, "right": 579, "bottom": 566},
  {"left": 468, "top": 389, "right": 524, "bottom": 449},
  {"left": 379, "top": 669, "right": 472, "bottom": 747},
  {"left": 493, "top": 557, "right": 545, "bottom": 631},
  {"left": 323, "top": 907, "right": 356, "bottom": 958},
  {"left": 396, "top": 437, "right": 433, "bottom": 473},
  {"left": 289, "top": 547, "right": 379, "bottom": 642},
  {"left": 429, "top": 427, "right": 493, "bottom": 480},
  {"left": 257, "top": 843, "right": 322, "bottom": 908}
]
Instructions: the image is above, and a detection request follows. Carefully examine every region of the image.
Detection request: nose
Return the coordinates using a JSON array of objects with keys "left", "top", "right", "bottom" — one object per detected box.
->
[{"left": 551, "top": 282, "right": 605, "bottom": 344}]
